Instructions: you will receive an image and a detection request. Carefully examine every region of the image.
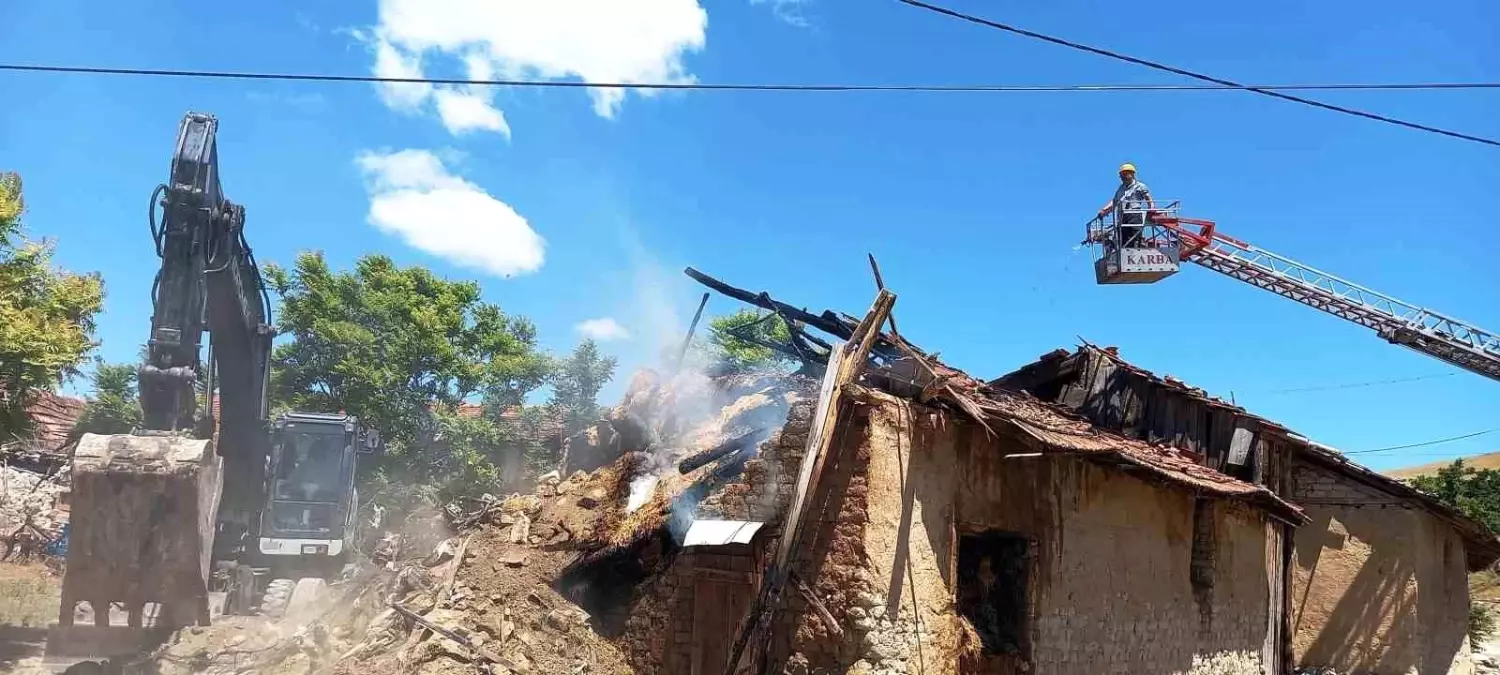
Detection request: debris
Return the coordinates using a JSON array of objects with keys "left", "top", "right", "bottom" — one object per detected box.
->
[
  {"left": 391, "top": 602, "right": 528, "bottom": 673},
  {"left": 510, "top": 515, "right": 532, "bottom": 544},
  {"left": 498, "top": 551, "right": 529, "bottom": 568},
  {"left": 793, "top": 575, "right": 844, "bottom": 639}
]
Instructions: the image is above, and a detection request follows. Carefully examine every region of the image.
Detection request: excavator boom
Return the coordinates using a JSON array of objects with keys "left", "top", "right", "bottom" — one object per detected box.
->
[{"left": 51, "top": 113, "right": 278, "bottom": 656}]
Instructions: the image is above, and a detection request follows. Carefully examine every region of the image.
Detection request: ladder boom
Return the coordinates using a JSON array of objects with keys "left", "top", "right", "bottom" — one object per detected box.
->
[{"left": 1174, "top": 222, "right": 1500, "bottom": 383}]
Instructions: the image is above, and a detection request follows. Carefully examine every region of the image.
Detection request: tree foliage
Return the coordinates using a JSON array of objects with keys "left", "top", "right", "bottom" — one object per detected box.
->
[
  {"left": 71, "top": 361, "right": 143, "bottom": 438},
  {"left": 1410, "top": 459, "right": 1500, "bottom": 535},
  {"left": 264, "top": 252, "right": 552, "bottom": 491},
  {"left": 0, "top": 172, "right": 105, "bottom": 438},
  {"left": 549, "top": 339, "right": 617, "bottom": 436},
  {"left": 707, "top": 308, "right": 795, "bottom": 373}
]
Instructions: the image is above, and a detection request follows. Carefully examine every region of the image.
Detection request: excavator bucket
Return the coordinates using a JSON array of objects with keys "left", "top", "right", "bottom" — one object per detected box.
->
[{"left": 47, "top": 432, "right": 223, "bottom": 659}]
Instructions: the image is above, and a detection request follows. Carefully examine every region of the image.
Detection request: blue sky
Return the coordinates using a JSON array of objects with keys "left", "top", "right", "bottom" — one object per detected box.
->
[{"left": 2, "top": 0, "right": 1496, "bottom": 471}]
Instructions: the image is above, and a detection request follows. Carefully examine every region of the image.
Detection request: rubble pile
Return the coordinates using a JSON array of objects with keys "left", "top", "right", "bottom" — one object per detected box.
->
[
  {"left": 106, "top": 366, "right": 814, "bottom": 675},
  {"left": 0, "top": 464, "right": 67, "bottom": 542}
]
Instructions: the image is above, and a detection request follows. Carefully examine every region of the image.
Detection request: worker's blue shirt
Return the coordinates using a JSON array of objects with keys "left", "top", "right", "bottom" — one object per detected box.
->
[{"left": 1113, "top": 179, "right": 1152, "bottom": 213}]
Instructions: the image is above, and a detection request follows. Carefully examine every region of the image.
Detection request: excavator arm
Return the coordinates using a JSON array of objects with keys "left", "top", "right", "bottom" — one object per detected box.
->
[
  {"left": 140, "top": 112, "right": 275, "bottom": 524},
  {"left": 52, "top": 113, "right": 278, "bottom": 641}
]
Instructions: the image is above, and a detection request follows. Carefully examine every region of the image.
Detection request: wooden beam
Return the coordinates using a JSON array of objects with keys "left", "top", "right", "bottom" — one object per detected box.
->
[
  {"left": 683, "top": 267, "right": 906, "bottom": 360},
  {"left": 721, "top": 288, "right": 896, "bottom": 675},
  {"left": 674, "top": 292, "right": 711, "bottom": 373}
]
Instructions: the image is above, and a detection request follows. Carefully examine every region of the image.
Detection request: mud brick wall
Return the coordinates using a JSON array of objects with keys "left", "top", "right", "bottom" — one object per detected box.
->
[
  {"left": 696, "top": 399, "right": 814, "bottom": 524},
  {"left": 772, "top": 399, "right": 875, "bottom": 673},
  {"left": 621, "top": 562, "right": 679, "bottom": 673},
  {"left": 773, "top": 388, "right": 1284, "bottom": 675},
  {"left": 1289, "top": 457, "right": 1474, "bottom": 675}
]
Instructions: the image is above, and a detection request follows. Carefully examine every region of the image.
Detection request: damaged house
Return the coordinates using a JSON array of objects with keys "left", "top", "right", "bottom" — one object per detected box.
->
[
  {"left": 192, "top": 269, "right": 1490, "bottom": 675},
  {"left": 994, "top": 345, "right": 1500, "bottom": 674},
  {"left": 554, "top": 271, "right": 1332, "bottom": 675}
]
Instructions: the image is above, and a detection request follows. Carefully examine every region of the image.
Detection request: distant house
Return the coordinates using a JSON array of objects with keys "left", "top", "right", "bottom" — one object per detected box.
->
[
  {"left": 451, "top": 402, "right": 568, "bottom": 490},
  {"left": 4, "top": 390, "right": 86, "bottom": 470},
  {"left": 994, "top": 345, "right": 1500, "bottom": 674}
]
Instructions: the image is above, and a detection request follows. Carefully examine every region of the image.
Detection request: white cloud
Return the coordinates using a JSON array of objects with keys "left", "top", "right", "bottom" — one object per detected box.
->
[
  {"left": 433, "top": 89, "right": 510, "bottom": 136},
  {"left": 356, "top": 149, "right": 545, "bottom": 277},
  {"left": 576, "top": 317, "right": 631, "bottom": 342},
  {"left": 750, "top": 0, "right": 811, "bottom": 27},
  {"left": 364, "top": 0, "right": 708, "bottom": 134}
]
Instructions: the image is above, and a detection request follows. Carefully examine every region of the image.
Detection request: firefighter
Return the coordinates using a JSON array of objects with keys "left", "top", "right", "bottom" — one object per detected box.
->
[{"left": 1097, "top": 163, "right": 1154, "bottom": 248}]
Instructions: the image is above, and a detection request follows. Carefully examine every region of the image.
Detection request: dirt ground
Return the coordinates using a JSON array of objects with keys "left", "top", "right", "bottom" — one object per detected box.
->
[{"left": 0, "top": 562, "right": 62, "bottom": 672}]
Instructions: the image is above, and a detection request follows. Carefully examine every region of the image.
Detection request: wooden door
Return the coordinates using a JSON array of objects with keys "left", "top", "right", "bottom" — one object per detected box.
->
[{"left": 691, "top": 577, "right": 753, "bottom": 675}]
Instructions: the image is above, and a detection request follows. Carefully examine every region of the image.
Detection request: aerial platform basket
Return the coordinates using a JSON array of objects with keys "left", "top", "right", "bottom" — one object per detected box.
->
[{"left": 1085, "top": 201, "right": 1198, "bottom": 285}]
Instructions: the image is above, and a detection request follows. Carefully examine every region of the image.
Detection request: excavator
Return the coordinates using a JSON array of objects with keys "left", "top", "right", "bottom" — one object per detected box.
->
[
  {"left": 1086, "top": 201, "right": 1500, "bottom": 382},
  {"left": 49, "top": 112, "right": 379, "bottom": 658}
]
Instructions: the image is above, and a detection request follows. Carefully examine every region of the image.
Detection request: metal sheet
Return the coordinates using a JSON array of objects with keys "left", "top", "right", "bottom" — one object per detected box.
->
[
  {"left": 683, "top": 520, "right": 765, "bottom": 547},
  {"left": 1228, "top": 422, "right": 1256, "bottom": 466}
]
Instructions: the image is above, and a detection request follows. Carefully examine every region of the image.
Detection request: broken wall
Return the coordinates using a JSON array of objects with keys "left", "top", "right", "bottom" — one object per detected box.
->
[
  {"left": 762, "top": 390, "right": 1284, "bottom": 675},
  {"left": 1289, "top": 457, "right": 1473, "bottom": 675}
]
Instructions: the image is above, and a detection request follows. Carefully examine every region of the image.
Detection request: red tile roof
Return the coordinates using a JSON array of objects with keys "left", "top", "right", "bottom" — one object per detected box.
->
[{"left": 19, "top": 390, "right": 86, "bottom": 455}]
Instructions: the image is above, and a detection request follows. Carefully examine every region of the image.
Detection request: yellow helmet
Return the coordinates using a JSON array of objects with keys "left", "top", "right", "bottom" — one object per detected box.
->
[{"left": 1119, "top": 163, "right": 1137, "bottom": 174}]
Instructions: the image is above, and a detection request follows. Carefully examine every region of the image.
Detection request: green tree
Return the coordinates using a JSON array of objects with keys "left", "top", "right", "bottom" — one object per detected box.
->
[
  {"left": 0, "top": 171, "right": 105, "bottom": 439},
  {"left": 1411, "top": 459, "right": 1500, "bottom": 534},
  {"left": 707, "top": 308, "right": 795, "bottom": 373},
  {"left": 71, "top": 361, "right": 143, "bottom": 438},
  {"left": 264, "top": 252, "right": 551, "bottom": 491},
  {"left": 548, "top": 339, "right": 617, "bottom": 436}
]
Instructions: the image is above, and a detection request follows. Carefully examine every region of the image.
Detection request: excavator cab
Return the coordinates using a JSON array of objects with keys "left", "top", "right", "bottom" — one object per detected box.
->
[
  {"left": 1086, "top": 202, "right": 1184, "bottom": 284},
  {"left": 256, "top": 413, "right": 372, "bottom": 572}
]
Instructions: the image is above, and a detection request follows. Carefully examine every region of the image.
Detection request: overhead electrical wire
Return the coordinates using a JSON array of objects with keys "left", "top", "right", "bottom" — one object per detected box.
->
[
  {"left": 1344, "top": 428, "right": 1499, "bottom": 455},
  {"left": 894, "top": 0, "right": 1500, "bottom": 148},
  {"left": 1257, "top": 372, "right": 1459, "bottom": 395},
  {"left": 1, "top": 63, "right": 1498, "bottom": 94}
]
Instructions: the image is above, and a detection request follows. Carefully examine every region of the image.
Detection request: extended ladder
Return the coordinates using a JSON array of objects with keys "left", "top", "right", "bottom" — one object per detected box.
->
[{"left": 1149, "top": 212, "right": 1500, "bottom": 383}]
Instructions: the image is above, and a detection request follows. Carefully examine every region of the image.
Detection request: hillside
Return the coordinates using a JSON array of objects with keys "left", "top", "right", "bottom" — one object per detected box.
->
[{"left": 1386, "top": 451, "right": 1500, "bottom": 480}]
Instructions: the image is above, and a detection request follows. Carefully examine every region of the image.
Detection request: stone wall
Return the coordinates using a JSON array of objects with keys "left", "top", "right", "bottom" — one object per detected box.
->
[{"left": 1289, "top": 457, "right": 1474, "bottom": 675}]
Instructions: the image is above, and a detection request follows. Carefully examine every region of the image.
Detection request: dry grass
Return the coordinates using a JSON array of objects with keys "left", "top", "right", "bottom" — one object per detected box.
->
[
  {"left": 1386, "top": 451, "right": 1500, "bottom": 480},
  {"left": 0, "top": 562, "right": 60, "bottom": 627},
  {"left": 1472, "top": 569, "right": 1500, "bottom": 603}
]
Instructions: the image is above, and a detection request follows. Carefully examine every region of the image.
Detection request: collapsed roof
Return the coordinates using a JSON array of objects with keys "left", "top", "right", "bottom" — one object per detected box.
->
[
  {"left": 992, "top": 343, "right": 1500, "bottom": 570},
  {"left": 684, "top": 268, "right": 1305, "bottom": 524}
]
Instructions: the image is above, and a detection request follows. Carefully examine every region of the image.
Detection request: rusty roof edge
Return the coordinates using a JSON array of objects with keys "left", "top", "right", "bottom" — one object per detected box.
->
[
  {"left": 1040, "top": 344, "right": 1497, "bottom": 553},
  {"left": 1003, "top": 417, "right": 1309, "bottom": 526}
]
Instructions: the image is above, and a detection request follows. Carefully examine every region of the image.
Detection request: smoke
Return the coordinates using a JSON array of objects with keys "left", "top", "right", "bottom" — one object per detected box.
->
[
  {"left": 603, "top": 236, "right": 809, "bottom": 529},
  {"left": 625, "top": 475, "right": 658, "bottom": 513}
]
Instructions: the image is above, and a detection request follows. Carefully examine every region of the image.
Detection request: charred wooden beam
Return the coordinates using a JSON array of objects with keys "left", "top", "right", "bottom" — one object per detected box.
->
[
  {"left": 678, "top": 430, "right": 764, "bottom": 474},
  {"left": 673, "top": 292, "right": 711, "bottom": 374},
  {"left": 684, "top": 267, "right": 905, "bottom": 360}
]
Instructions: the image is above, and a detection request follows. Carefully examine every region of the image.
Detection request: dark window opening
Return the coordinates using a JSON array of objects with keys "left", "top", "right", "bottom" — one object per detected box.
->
[
  {"left": 1190, "top": 498, "right": 1217, "bottom": 592},
  {"left": 957, "top": 531, "right": 1030, "bottom": 656},
  {"left": 1190, "top": 498, "right": 1217, "bottom": 632}
]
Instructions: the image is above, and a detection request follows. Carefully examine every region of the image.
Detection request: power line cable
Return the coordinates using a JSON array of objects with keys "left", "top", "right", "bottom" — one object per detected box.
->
[
  {"left": 895, "top": 0, "right": 1500, "bottom": 148},
  {"left": 1257, "top": 372, "right": 1458, "bottom": 395},
  {"left": 1345, "top": 428, "right": 1500, "bottom": 455},
  {"left": 1, "top": 63, "right": 1498, "bottom": 94}
]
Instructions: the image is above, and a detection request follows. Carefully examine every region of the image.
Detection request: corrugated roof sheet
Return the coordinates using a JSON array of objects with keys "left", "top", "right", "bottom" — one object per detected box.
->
[{"left": 682, "top": 519, "right": 764, "bottom": 547}]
